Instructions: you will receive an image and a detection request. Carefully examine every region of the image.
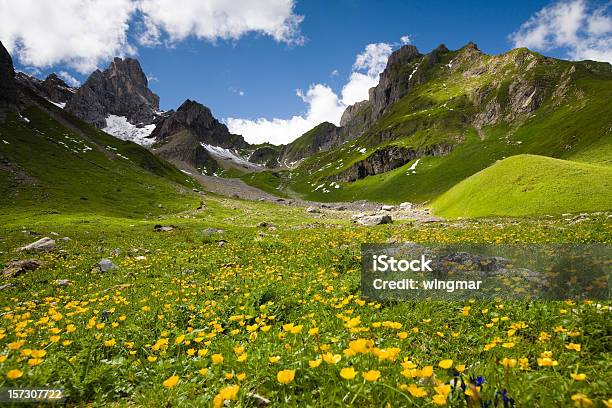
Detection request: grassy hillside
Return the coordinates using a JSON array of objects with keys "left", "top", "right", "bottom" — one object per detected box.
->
[
  {"left": 0, "top": 103, "right": 200, "bottom": 219},
  {"left": 431, "top": 154, "right": 612, "bottom": 218},
  {"left": 242, "top": 47, "right": 612, "bottom": 209}
]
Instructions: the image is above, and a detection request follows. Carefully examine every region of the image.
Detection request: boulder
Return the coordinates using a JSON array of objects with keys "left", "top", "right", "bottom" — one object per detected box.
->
[
  {"left": 2, "top": 259, "right": 41, "bottom": 277},
  {"left": 381, "top": 205, "right": 395, "bottom": 211},
  {"left": 153, "top": 224, "right": 176, "bottom": 232},
  {"left": 306, "top": 206, "right": 321, "bottom": 213},
  {"left": 399, "top": 202, "right": 413, "bottom": 210},
  {"left": 98, "top": 258, "right": 117, "bottom": 272},
  {"left": 17, "top": 237, "right": 56, "bottom": 252},
  {"left": 55, "top": 279, "right": 72, "bottom": 286},
  {"left": 357, "top": 214, "right": 393, "bottom": 226}
]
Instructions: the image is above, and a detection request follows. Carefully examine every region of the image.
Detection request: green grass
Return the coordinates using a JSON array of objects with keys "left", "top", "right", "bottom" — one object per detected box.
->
[
  {"left": 0, "top": 197, "right": 610, "bottom": 407},
  {"left": 0, "top": 107, "right": 200, "bottom": 218},
  {"left": 240, "top": 170, "right": 290, "bottom": 198},
  {"left": 431, "top": 154, "right": 612, "bottom": 218},
  {"left": 269, "top": 47, "right": 612, "bottom": 211}
]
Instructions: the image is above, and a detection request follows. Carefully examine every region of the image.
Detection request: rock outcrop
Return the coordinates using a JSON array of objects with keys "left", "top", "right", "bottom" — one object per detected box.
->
[
  {"left": 332, "top": 143, "right": 453, "bottom": 182},
  {"left": 367, "top": 44, "right": 424, "bottom": 122},
  {"left": 15, "top": 72, "right": 75, "bottom": 106},
  {"left": 278, "top": 122, "right": 344, "bottom": 166},
  {"left": 0, "top": 41, "right": 18, "bottom": 117},
  {"left": 66, "top": 57, "right": 160, "bottom": 128}
]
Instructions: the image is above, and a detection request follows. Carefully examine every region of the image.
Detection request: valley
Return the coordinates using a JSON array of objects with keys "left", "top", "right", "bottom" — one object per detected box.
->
[{"left": 1, "top": 33, "right": 611, "bottom": 408}]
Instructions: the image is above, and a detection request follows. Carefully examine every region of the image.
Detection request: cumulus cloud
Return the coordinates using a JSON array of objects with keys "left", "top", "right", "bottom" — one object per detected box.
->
[
  {"left": 0, "top": 0, "right": 304, "bottom": 73},
  {"left": 0, "top": 0, "right": 136, "bottom": 73},
  {"left": 137, "top": 0, "right": 304, "bottom": 46},
  {"left": 400, "top": 35, "right": 412, "bottom": 45},
  {"left": 227, "top": 41, "right": 394, "bottom": 145},
  {"left": 510, "top": 0, "right": 612, "bottom": 63},
  {"left": 58, "top": 71, "right": 81, "bottom": 87}
]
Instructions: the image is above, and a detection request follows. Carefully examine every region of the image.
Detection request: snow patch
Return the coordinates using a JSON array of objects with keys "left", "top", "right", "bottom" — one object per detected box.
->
[
  {"left": 103, "top": 115, "right": 156, "bottom": 146},
  {"left": 180, "top": 170, "right": 192, "bottom": 175},
  {"left": 408, "top": 65, "right": 419, "bottom": 81},
  {"left": 201, "top": 143, "right": 260, "bottom": 169},
  {"left": 406, "top": 159, "right": 420, "bottom": 175},
  {"left": 46, "top": 99, "right": 66, "bottom": 109},
  {"left": 2, "top": 139, "right": 9, "bottom": 144}
]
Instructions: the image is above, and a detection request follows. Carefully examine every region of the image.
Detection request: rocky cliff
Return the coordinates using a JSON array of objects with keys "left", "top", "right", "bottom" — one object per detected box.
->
[
  {"left": 15, "top": 73, "right": 75, "bottom": 106},
  {"left": 151, "top": 99, "right": 246, "bottom": 149},
  {"left": 150, "top": 99, "right": 249, "bottom": 170},
  {"left": 0, "top": 41, "right": 17, "bottom": 117},
  {"left": 66, "top": 57, "right": 160, "bottom": 128}
]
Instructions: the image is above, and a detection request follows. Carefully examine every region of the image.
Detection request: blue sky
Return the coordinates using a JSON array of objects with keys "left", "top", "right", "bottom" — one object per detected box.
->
[{"left": 2, "top": 0, "right": 611, "bottom": 144}]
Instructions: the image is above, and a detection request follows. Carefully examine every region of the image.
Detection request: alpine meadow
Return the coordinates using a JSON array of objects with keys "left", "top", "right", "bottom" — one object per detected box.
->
[{"left": 0, "top": 1, "right": 611, "bottom": 407}]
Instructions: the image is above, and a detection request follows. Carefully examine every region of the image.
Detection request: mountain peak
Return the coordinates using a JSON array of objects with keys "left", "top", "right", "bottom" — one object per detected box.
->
[
  {"left": 386, "top": 45, "right": 421, "bottom": 69},
  {"left": 65, "top": 56, "right": 160, "bottom": 128},
  {"left": 151, "top": 98, "right": 246, "bottom": 150}
]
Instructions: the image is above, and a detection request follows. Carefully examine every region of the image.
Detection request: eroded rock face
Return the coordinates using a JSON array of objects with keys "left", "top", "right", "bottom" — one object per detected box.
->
[
  {"left": 368, "top": 44, "right": 425, "bottom": 122},
  {"left": 151, "top": 99, "right": 246, "bottom": 149},
  {"left": 66, "top": 57, "right": 160, "bottom": 128},
  {"left": 333, "top": 144, "right": 453, "bottom": 182},
  {"left": 278, "top": 122, "right": 343, "bottom": 166},
  {"left": 16, "top": 73, "right": 75, "bottom": 106},
  {"left": 0, "top": 41, "right": 17, "bottom": 115}
]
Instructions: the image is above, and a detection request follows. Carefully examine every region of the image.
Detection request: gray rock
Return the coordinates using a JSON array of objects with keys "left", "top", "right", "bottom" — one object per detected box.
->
[
  {"left": 399, "top": 202, "right": 413, "bottom": 210},
  {"left": 59, "top": 237, "right": 71, "bottom": 242},
  {"left": 203, "top": 228, "right": 223, "bottom": 235},
  {"left": 153, "top": 224, "right": 176, "bottom": 232},
  {"left": 0, "top": 283, "right": 16, "bottom": 291},
  {"left": 306, "top": 206, "right": 321, "bottom": 213},
  {"left": 381, "top": 205, "right": 395, "bottom": 211},
  {"left": 247, "top": 392, "right": 271, "bottom": 407},
  {"left": 2, "top": 259, "right": 41, "bottom": 277},
  {"left": 98, "top": 258, "right": 116, "bottom": 272},
  {"left": 55, "top": 279, "right": 72, "bottom": 286},
  {"left": 17, "top": 237, "right": 56, "bottom": 252},
  {"left": 357, "top": 214, "right": 393, "bottom": 226}
]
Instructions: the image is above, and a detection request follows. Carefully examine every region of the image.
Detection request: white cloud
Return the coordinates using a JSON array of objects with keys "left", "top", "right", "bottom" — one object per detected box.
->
[
  {"left": 0, "top": 0, "right": 136, "bottom": 73},
  {"left": 400, "top": 35, "right": 412, "bottom": 45},
  {"left": 510, "top": 0, "right": 612, "bottom": 63},
  {"left": 227, "top": 41, "right": 394, "bottom": 145},
  {"left": 0, "top": 0, "right": 304, "bottom": 73},
  {"left": 331, "top": 69, "right": 339, "bottom": 76},
  {"left": 58, "top": 71, "right": 81, "bottom": 87},
  {"left": 227, "top": 84, "right": 345, "bottom": 145},
  {"left": 137, "top": 0, "right": 304, "bottom": 46}
]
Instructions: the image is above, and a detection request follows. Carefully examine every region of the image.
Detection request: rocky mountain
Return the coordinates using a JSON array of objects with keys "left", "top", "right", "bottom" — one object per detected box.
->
[
  {"left": 150, "top": 99, "right": 258, "bottom": 173},
  {"left": 15, "top": 72, "right": 75, "bottom": 107},
  {"left": 65, "top": 57, "right": 160, "bottom": 128},
  {"left": 0, "top": 41, "right": 17, "bottom": 117},
  {"left": 241, "top": 42, "right": 612, "bottom": 203}
]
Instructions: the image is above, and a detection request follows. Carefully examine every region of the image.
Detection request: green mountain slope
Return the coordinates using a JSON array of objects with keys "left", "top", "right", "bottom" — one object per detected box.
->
[
  {"left": 430, "top": 154, "right": 612, "bottom": 218},
  {"left": 244, "top": 45, "right": 612, "bottom": 212},
  {"left": 0, "top": 98, "right": 200, "bottom": 219}
]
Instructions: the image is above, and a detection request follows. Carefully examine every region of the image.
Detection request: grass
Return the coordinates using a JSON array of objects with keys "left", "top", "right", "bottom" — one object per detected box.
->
[
  {"left": 431, "top": 154, "right": 612, "bottom": 218},
  {"left": 0, "top": 198, "right": 610, "bottom": 407},
  {"left": 0, "top": 47, "right": 611, "bottom": 407},
  {"left": 0, "top": 107, "right": 200, "bottom": 218}
]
